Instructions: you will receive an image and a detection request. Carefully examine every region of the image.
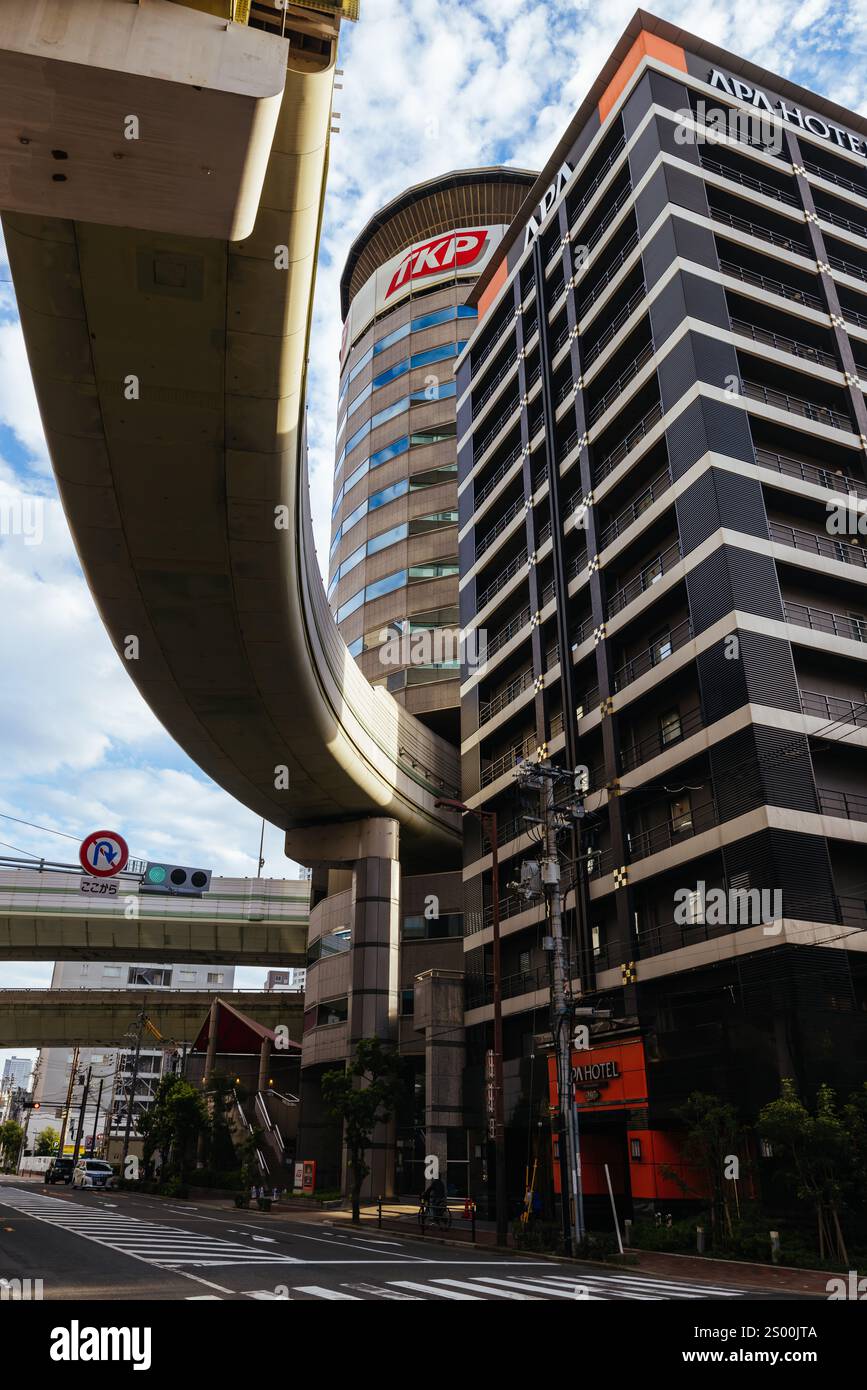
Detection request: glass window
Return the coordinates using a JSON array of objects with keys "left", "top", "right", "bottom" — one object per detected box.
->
[
  {"left": 409, "top": 464, "right": 458, "bottom": 489},
  {"left": 340, "top": 544, "right": 366, "bottom": 577},
  {"left": 408, "top": 510, "right": 458, "bottom": 535},
  {"left": 316, "top": 998, "right": 349, "bottom": 1026},
  {"left": 347, "top": 635, "right": 364, "bottom": 656},
  {"left": 336, "top": 587, "right": 365, "bottom": 623},
  {"left": 128, "top": 967, "right": 171, "bottom": 987},
  {"left": 369, "top": 435, "right": 410, "bottom": 470},
  {"left": 400, "top": 988, "right": 415, "bottom": 1016},
  {"left": 410, "top": 423, "right": 457, "bottom": 446},
  {"left": 346, "top": 379, "right": 373, "bottom": 418},
  {"left": 365, "top": 570, "right": 407, "bottom": 601},
  {"left": 369, "top": 478, "right": 408, "bottom": 510},
  {"left": 670, "top": 796, "right": 693, "bottom": 834},
  {"left": 343, "top": 459, "right": 369, "bottom": 494},
  {"left": 408, "top": 561, "right": 459, "bottom": 583},
  {"left": 410, "top": 380, "right": 457, "bottom": 404},
  {"left": 348, "top": 342, "right": 374, "bottom": 382},
  {"left": 659, "top": 709, "right": 682, "bottom": 746},
  {"left": 372, "top": 357, "right": 411, "bottom": 389},
  {"left": 402, "top": 913, "right": 464, "bottom": 940},
  {"left": 367, "top": 522, "right": 407, "bottom": 556},
  {"left": 342, "top": 497, "right": 369, "bottom": 533},
  {"left": 327, "top": 571, "right": 339, "bottom": 601},
  {"left": 344, "top": 417, "right": 372, "bottom": 459},
  {"left": 370, "top": 395, "right": 410, "bottom": 431},
  {"left": 373, "top": 321, "right": 411, "bottom": 356}
]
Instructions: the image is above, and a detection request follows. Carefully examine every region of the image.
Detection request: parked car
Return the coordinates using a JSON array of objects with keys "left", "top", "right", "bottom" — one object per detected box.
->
[
  {"left": 44, "top": 1157, "right": 75, "bottom": 1185},
  {"left": 71, "top": 1159, "right": 115, "bottom": 1190}
]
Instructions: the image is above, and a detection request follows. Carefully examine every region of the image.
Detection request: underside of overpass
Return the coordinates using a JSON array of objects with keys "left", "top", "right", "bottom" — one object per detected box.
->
[
  {"left": 0, "top": 990, "right": 302, "bottom": 1048},
  {"left": 0, "top": 0, "right": 461, "bottom": 876},
  {"left": 0, "top": 911, "right": 308, "bottom": 965}
]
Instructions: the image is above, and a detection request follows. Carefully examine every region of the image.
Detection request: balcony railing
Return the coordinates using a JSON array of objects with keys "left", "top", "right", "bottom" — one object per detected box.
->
[
  {"left": 783, "top": 602, "right": 867, "bottom": 642},
  {"left": 576, "top": 230, "right": 640, "bottom": 320},
  {"left": 598, "top": 467, "right": 673, "bottom": 550},
  {"left": 638, "top": 894, "right": 867, "bottom": 957},
  {"left": 587, "top": 342, "right": 655, "bottom": 425},
  {"left": 565, "top": 136, "right": 627, "bottom": 234},
  {"left": 480, "top": 731, "right": 537, "bottom": 788},
  {"left": 828, "top": 250, "right": 867, "bottom": 285},
  {"left": 620, "top": 705, "right": 704, "bottom": 773},
  {"left": 628, "top": 798, "right": 717, "bottom": 862},
  {"left": 800, "top": 688, "right": 867, "bottom": 727},
  {"left": 803, "top": 157, "right": 866, "bottom": 196},
  {"left": 817, "top": 787, "right": 867, "bottom": 821},
  {"left": 815, "top": 204, "right": 867, "bottom": 242},
  {"left": 474, "top": 354, "right": 519, "bottom": 413},
  {"left": 479, "top": 666, "right": 535, "bottom": 725},
  {"left": 477, "top": 550, "right": 528, "bottom": 610},
  {"left": 613, "top": 617, "right": 693, "bottom": 692},
  {"left": 582, "top": 285, "right": 647, "bottom": 369},
  {"left": 594, "top": 400, "right": 664, "bottom": 484},
  {"left": 606, "top": 540, "right": 681, "bottom": 619},
  {"left": 711, "top": 207, "right": 806, "bottom": 255},
  {"left": 475, "top": 446, "right": 523, "bottom": 510},
  {"left": 742, "top": 379, "right": 852, "bottom": 431},
  {"left": 730, "top": 317, "right": 837, "bottom": 369},
  {"left": 486, "top": 604, "right": 533, "bottom": 662},
  {"left": 700, "top": 154, "right": 799, "bottom": 206},
  {"left": 475, "top": 494, "right": 526, "bottom": 561},
  {"left": 753, "top": 445, "right": 867, "bottom": 500},
  {"left": 718, "top": 258, "right": 823, "bottom": 310},
  {"left": 575, "top": 684, "right": 600, "bottom": 718},
  {"left": 770, "top": 520, "right": 867, "bottom": 569},
  {"left": 471, "top": 315, "right": 515, "bottom": 380},
  {"left": 475, "top": 398, "right": 521, "bottom": 459},
  {"left": 843, "top": 304, "right": 867, "bottom": 332}
]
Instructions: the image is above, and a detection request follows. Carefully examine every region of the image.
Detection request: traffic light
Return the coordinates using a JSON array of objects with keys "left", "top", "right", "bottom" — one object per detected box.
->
[{"left": 141, "top": 862, "right": 211, "bottom": 896}]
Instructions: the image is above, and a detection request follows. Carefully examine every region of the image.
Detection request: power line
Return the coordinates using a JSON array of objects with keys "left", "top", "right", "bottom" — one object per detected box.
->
[{"left": 0, "top": 811, "right": 80, "bottom": 843}]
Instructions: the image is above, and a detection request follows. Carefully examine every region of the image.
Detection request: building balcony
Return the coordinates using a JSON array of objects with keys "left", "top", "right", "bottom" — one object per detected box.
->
[
  {"left": 743, "top": 379, "right": 852, "bottom": 432},
  {"left": 718, "top": 258, "right": 823, "bottom": 311},
  {"left": 770, "top": 520, "right": 867, "bottom": 570},
  {"left": 474, "top": 355, "right": 520, "bottom": 414},
  {"left": 593, "top": 399, "right": 664, "bottom": 485},
  {"left": 587, "top": 342, "right": 655, "bottom": 426},
  {"left": 800, "top": 688, "right": 867, "bottom": 727},
  {"left": 627, "top": 798, "right": 718, "bottom": 863},
  {"left": 476, "top": 549, "right": 529, "bottom": 611},
  {"left": 474, "top": 444, "right": 523, "bottom": 510},
  {"left": 711, "top": 207, "right": 806, "bottom": 256},
  {"left": 480, "top": 730, "right": 537, "bottom": 789},
  {"left": 828, "top": 249, "right": 867, "bottom": 286},
  {"left": 700, "top": 153, "right": 799, "bottom": 208},
  {"left": 475, "top": 494, "right": 526, "bottom": 561},
  {"left": 817, "top": 787, "right": 867, "bottom": 821},
  {"left": 475, "top": 399, "right": 521, "bottom": 459},
  {"left": 804, "top": 157, "right": 867, "bottom": 197},
  {"left": 620, "top": 705, "right": 704, "bottom": 774},
  {"left": 582, "top": 284, "right": 647, "bottom": 370},
  {"left": 783, "top": 602, "right": 867, "bottom": 643},
  {"left": 815, "top": 202, "right": 867, "bottom": 243},
  {"left": 612, "top": 616, "right": 692, "bottom": 692},
  {"left": 479, "top": 666, "right": 535, "bottom": 726},
  {"left": 563, "top": 135, "right": 627, "bottom": 240},
  {"left": 842, "top": 302, "right": 867, "bottom": 332},
  {"left": 598, "top": 465, "right": 673, "bottom": 550},
  {"left": 606, "top": 539, "right": 681, "bottom": 620},
  {"left": 576, "top": 229, "right": 641, "bottom": 322},
  {"left": 637, "top": 893, "right": 867, "bottom": 959},
  {"left": 730, "top": 317, "right": 837, "bottom": 370},
  {"left": 754, "top": 445, "right": 867, "bottom": 501}
]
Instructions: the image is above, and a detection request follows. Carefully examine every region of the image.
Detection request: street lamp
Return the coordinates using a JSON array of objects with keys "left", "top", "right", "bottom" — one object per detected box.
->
[{"left": 436, "top": 796, "right": 508, "bottom": 1247}]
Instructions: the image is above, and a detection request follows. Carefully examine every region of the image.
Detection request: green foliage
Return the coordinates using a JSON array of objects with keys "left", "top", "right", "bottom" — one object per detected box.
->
[
  {"left": 322, "top": 1038, "right": 404, "bottom": 1222},
  {"left": 138, "top": 1074, "right": 208, "bottom": 1180},
  {"left": 667, "top": 1091, "right": 751, "bottom": 1240},
  {"left": 35, "top": 1127, "right": 60, "bottom": 1156},
  {"left": 0, "top": 1119, "right": 24, "bottom": 1169}
]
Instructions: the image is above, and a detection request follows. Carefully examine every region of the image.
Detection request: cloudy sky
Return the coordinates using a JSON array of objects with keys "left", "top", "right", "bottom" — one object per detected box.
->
[{"left": 1, "top": 0, "right": 866, "bottom": 1067}]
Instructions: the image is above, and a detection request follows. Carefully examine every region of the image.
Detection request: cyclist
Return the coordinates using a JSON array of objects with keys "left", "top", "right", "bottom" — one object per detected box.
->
[{"left": 421, "top": 1174, "right": 447, "bottom": 1221}]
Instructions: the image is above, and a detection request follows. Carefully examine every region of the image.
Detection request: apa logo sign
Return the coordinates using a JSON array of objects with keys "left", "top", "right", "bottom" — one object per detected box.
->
[
  {"left": 385, "top": 229, "right": 489, "bottom": 299},
  {"left": 523, "top": 162, "right": 574, "bottom": 251}
]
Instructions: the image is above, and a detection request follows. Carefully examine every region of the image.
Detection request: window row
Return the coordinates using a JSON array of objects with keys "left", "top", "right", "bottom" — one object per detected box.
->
[
  {"left": 334, "top": 560, "right": 459, "bottom": 624},
  {"left": 338, "top": 340, "right": 468, "bottom": 439},
  {"left": 338, "top": 303, "right": 476, "bottom": 408},
  {"left": 331, "top": 459, "right": 456, "bottom": 552},
  {"left": 336, "top": 380, "right": 457, "bottom": 476},
  {"left": 327, "top": 510, "right": 458, "bottom": 593}
]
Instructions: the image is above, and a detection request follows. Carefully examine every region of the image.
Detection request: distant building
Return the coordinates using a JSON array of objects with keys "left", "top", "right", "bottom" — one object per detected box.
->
[
  {"left": 265, "top": 968, "right": 306, "bottom": 993},
  {"left": 1, "top": 1056, "right": 31, "bottom": 1091}
]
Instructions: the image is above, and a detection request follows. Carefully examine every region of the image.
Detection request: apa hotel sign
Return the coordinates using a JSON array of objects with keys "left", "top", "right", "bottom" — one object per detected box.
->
[{"left": 708, "top": 68, "right": 867, "bottom": 158}]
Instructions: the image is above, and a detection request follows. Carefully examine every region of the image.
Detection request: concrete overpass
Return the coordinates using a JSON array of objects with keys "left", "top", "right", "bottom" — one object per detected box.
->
[
  {"left": 0, "top": 868, "right": 310, "bottom": 964},
  {"left": 0, "top": 0, "right": 461, "bottom": 874},
  {"left": 0, "top": 990, "right": 303, "bottom": 1048}
]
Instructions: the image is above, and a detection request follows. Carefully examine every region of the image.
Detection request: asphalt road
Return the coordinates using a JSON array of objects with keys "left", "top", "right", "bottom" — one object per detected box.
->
[{"left": 0, "top": 1178, "right": 816, "bottom": 1302}]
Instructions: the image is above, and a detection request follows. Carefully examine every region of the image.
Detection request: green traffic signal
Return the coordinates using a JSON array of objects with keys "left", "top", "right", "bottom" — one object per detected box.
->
[{"left": 145, "top": 864, "right": 167, "bottom": 885}]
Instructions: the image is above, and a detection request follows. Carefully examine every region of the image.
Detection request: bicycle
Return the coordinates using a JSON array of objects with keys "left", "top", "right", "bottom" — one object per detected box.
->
[{"left": 418, "top": 1197, "right": 452, "bottom": 1232}]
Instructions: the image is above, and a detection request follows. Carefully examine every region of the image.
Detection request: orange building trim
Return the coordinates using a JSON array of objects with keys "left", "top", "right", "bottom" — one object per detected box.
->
[
  {"left": 477, "top": 255, "right": 508, "bottom": 323},
  {"left": 598, "top": 30, "right": 687, "bottom": 125}
]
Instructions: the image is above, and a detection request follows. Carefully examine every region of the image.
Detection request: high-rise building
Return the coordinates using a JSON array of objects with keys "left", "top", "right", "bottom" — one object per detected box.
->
[
  {"left": 455, "top": 12, "right": 867, "bottom": 1218},
  {"left": 1, "top": 1056, "right": 31, "bottom": 1091},
  {"left": 328, "top": 169, "right": 536, "bottom": 741}
]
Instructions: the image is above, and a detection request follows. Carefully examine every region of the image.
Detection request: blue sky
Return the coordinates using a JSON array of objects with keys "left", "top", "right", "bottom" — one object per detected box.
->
[{"left": 2, "top": 0, "right": 866, "bottom": 1068}]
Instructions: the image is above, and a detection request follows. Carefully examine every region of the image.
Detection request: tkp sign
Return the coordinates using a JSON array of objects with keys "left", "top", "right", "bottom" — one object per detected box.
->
[{"left": 385, "top": 229, "right": 489, "bottom": 299}]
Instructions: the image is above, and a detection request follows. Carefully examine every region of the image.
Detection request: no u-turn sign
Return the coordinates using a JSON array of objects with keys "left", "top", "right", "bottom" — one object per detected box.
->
[{"left": 79, "top": 829, "right": 129, "bottom": 878}]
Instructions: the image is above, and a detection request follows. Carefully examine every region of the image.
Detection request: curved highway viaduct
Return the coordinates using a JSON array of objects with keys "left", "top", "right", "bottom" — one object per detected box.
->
[{"left": 0, "top": 990, "right": 302, "bottom": 1048}]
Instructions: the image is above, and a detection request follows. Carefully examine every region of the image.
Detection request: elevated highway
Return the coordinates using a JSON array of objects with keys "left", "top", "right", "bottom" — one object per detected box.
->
[
  {"left": 0, "top": 989, "right": 302, "bottom": 1047},
  {"left": 0, "top": 868, "right": 310, "bottom": 964},
  {"left": 0, "top": 0, "right": 461, "bottom": 871}
]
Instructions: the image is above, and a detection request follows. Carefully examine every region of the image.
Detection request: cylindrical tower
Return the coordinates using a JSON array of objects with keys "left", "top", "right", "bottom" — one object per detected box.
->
[{"left": 328, "top": 167, "right": 537, "bottom": 741}]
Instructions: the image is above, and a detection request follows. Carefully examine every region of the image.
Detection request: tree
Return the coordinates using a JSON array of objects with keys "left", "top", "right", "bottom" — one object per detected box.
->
[
  {"left": 35, "top": 1127, "right": 60, "bottom": 1156},
  {"left": 663, "top": 1092, "right": 750, "bottom": 1240},
  {"left": 139, "top": 1075, "right": 207, "bottom": 1181},
  {"left": 0, "top": 1120, "right": 24, "bottom": 1170},
  {"left": 757, "top": 1079, "right": 853, "bottom": 1264},
  {"left": 321, "top": 1038, "right": 404, "bottom": 1223}
]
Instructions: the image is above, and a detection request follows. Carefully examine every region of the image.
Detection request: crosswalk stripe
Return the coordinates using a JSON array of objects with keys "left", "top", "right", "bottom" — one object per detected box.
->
[
  {"left": 433, "top": 1278, "right": 543, "bottom": 1300},
  {"left": 388, "top": 1280, "right": 482, "bottom": 1300},
  {"left": 293, "top": 1286, "right": 360, "bottom": 1300},
  {"left": 469, "top": 1276, "right": 606, "bottom": 1300},
  {"left": 342, "top": 1283, "right": 422, "bottom": 1300}
]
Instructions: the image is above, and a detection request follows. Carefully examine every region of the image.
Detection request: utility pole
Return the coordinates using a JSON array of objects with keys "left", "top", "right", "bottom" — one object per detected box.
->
[
  {"left": 122, "top": 1006, "right": 147, "bottom": 1168},
  {"left": 57, "top": 1046, "right": 79, "bottom": 1158},
  {"left": 89, "top": 1077, "right": 105, "bottom": 1157},
  {"left": 541, "top": 774, "right": 585, "bottom": 1251},
  {"left": 71, "top": 1064, "right": 92, "bottom": 1165}
]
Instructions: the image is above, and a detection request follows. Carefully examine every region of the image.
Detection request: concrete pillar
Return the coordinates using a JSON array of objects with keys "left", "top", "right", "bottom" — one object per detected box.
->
[
  {"left": 414, "top": 970, "right": 465, "bottom": 1192},
  {"left": 257, "top": 1036, "right": 271, "bottom": 1093}
]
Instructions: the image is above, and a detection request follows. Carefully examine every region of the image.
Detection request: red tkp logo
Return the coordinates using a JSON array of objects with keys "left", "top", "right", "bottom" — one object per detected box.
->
[{"left": 385, "top": 229, "right": 489, "bottom": 299}]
